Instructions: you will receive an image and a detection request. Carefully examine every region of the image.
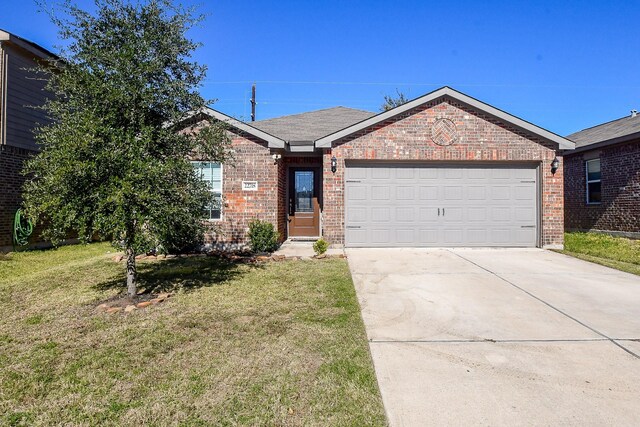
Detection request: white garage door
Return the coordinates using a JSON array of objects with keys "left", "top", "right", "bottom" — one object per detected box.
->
[{"left": 345, "top": 164, "right": 538, "bottom": 247}]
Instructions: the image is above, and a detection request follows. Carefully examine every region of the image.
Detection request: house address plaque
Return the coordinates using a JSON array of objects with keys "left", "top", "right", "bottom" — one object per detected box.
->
[{"left": 242, "top": 181, "right": 258, "bottom": 191}]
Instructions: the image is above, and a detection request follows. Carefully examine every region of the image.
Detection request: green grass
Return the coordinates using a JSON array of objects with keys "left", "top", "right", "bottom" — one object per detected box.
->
[
  {"left": 559, "top": 232, "right": 640, "bottom": 276},
  {"left": 0, "top": 243, "right": 386, "bottom": 426}
]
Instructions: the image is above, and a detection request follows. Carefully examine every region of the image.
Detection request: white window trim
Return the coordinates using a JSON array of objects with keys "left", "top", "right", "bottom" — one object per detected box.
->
[
  {"left": 585, "top": 159, "right": 601, "bottom": 205},
  {"left": 209, "top": 163, "right": 223, "bottom": 222},
  {"left": 192, "top": 161, "right": 223, "bottom": 221}
]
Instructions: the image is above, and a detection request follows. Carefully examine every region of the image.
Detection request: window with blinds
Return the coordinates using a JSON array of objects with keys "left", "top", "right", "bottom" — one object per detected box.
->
[{"left": 192, "top": 161, "right": 222, "bottom": 220}]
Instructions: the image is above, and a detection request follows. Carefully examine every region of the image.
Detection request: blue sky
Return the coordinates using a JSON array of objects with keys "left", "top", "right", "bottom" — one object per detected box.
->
[{"left": 2, "top": 0, "right": 639, "bottom": 135}]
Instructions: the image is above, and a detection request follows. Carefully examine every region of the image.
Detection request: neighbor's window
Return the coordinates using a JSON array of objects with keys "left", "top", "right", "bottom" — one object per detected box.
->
[
  {"left": 192, "top": 161, "right": 222, "bottom": 220},
  {"left": 586, "top": 158, "right": 601, "bottom": 204}
]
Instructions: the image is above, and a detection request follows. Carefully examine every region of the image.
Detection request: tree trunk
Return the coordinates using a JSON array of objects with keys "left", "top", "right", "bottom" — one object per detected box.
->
[{"left": 126, "top": 246, "right": 137, "bottom": 297}]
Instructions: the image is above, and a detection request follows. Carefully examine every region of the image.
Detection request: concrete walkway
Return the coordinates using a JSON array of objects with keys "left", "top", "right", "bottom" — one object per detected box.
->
[
  {"left": 273, "top": 240, "right": 344, "bottom": 258},
  {"left": 347, "top": 248, "right": 640, "bottom": 426}
]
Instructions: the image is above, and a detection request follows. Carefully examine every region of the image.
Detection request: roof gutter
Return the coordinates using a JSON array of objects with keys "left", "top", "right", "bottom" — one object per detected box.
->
[
  {"left": 287, "top": 140, "right": 315, "bottom": 153},
  {"left": 564, "top": 130, "right": 640, "bottom": 155}
]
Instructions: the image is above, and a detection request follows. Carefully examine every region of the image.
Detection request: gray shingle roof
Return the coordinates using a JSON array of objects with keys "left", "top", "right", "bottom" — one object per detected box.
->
[
  {"left": 567, "top": 113, "right": 640, "bottom": 149},
  {"left": 250, "top": 106, "right": 375, "bottom": 141}
]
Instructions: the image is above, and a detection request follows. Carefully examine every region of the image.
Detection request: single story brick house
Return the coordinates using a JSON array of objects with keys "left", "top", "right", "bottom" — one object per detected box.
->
[
  {"left": 184, "top": 86, "right": 574, "bottom": 249},
  {"left": 564, "top": 111, "right": 640, "bottom": 238}
]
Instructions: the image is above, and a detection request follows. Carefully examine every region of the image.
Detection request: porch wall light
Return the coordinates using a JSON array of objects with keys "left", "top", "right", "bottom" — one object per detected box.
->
[
  {"left": 551, "top": 156, "right": 559, "bottom": 175},
  {"left": 331, "top": 156, "right": 337, "bottom": 173}
]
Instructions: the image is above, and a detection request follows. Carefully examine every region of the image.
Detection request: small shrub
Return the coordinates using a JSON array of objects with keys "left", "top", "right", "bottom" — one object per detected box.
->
[
  {"left": 248, "top": 219, "right": 279, "bottom": 253},
  {"left": 313, "top": 238, "right": 329, "bottom": 255}
]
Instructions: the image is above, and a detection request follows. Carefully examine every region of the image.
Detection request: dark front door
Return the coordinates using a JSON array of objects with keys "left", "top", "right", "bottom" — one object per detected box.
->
[{"left": 289, "top": 168, "right": 320, "bottom": 237}]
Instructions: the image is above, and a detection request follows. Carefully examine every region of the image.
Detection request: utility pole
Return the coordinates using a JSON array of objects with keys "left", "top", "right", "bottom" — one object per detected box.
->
[{"left": 250, "top": 83, "right": 256, "bottom": 121}]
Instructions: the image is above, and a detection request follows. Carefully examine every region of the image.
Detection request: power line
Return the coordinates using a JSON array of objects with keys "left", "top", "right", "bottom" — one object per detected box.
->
[{"left": 202, "top": 80, "right": 640, "bottom": 90}]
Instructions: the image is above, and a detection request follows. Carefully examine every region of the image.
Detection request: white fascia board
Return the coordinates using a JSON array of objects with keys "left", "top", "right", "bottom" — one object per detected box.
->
[
  {"left": 0, "top": 30, "right": 57, "bottom": 61},
  {"left": 315, "top": 86, "right": 575, "bottom": 150}
]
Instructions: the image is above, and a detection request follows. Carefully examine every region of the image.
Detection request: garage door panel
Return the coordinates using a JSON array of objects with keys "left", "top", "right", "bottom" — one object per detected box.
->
[
  {"left": 396, "top": 207, "right": 415, "bottom": 222},
  {"left": 396, "top": 186, "right": 415, "bottom": 200},
  {"left": 419, "top": 168, "right": 438, "bottom": 179},
  {"left": 491, "top": 186, "right": 511, "bottom": 200},
  {"left": 467, "top": 229, "right": 488, "bottom": 243},
  {"left": 396, "top": 229, "right": 416, "bottom": 243},
  {"left": 492, "top": 168, "right": 511, "bottom": 179},
  {"left": 444, "top": 207, "right": 463, "bottom": 221},
  {"left": 467, "top": 168, "right": 487, "bottom": 179},
  {"left": 467, "top": 207, "right": 487, "bottom": 221},
  {"left": 491, "top": 229, "right": 511, "bottom": 243},
  {"left": 444, "top": 186, "right": 463, "bottom": 200},
  {"left": 371, "top": 229, "right": 391, "bottom": 244},
  {"left": 418, "top": 229, "right": 439, "bottom": 243},
  {"left": 491, "top": 207, "right": 511, "bottom": 221},
  {"left": 418, "top": 207, "right": 438, "bottom": 221},
  {"left": 345, "top": 164, "right": 537, "bottom": 247},
  {"left": 467, "top": 186, "right": 486, "bottom": 200},
  {"left": 371, "top": 167, "right": 390, "bottom": 179},
  {"left": 514, "top": 185, "right": 536, "bottom": 200},
  {"left": 444, "top": 168, "right": 463, "bottom": 179},
  {"left": 397, "top": 168, "right": 415, "bottom": 179},
  {"left": 371, "top": 207, "right": 390, "bottom": 222},
  {"left": 349, "top": 207, "right": 368, "bottom": 222},
  {"left": 346, "top": 228, "right": 367, "bottom": 245},
  {"left": 515, "top": 228, "right": 537, "bottom": 245},
  {"left": 348, "top": 185, "right": 367, "bottom": 201},
  {"left": 419, "top": 186, "right": 438, "bottom": 201},
  {"left": 515, "top": 206, "right": 536, "bottom": 222},
  {"left": 443, "top": 229, "right": 464, "bottom": 244},
  {"left": 513, "top": 168, "right": 536, "bottom": 179},
  {"left": 348, "top": 167, "right": 368, "bottom": 179}
]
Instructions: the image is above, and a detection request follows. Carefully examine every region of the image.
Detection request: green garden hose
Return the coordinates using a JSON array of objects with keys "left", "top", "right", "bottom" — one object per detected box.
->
[{"left": 13, "top": 209, "right": 34, "bottom": 247}]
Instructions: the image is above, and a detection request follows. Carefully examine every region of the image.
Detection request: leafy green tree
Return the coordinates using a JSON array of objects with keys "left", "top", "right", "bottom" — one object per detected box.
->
[
  {"left": 380, "top": 89, "right": 409, "bottom": 111},
  {"left": 23, "top": 0, "right": 230, "bottom": 297}
]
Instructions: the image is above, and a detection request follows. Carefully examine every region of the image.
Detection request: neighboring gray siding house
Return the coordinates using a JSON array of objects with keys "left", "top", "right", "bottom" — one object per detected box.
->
[
  {"left": 564, "top": 111, "right": 640, "bottom": 238},
  {"left": 0, "top": 30, "right": 55, "bottom": 249}
]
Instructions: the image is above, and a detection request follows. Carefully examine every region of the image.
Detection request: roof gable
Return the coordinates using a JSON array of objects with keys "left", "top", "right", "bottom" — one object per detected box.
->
[
  {"left": 315, "top": 86, "right": 574, "bottom": 150},
  {"left": 186, "top": 107, "right": 286, "bottom": 148}
]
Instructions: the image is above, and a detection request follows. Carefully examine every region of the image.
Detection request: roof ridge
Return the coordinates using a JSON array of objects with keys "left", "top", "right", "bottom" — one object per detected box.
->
[{"left": 253, "top": 106, "right": 373, "bottom": 123}]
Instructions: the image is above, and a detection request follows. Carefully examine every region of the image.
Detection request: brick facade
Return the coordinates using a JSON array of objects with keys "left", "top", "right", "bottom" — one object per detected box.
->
[
  {"left": 0, "top": 145, "right": 36, "bottom": 249},
  {"left": 322, "top": 99, "right": 564, "bottom": 248},
  {"left": 202, "top": 129, "right": 324, "bottom": 248},
  {"left": 202, "top": 133, "right": 281, "bottom": 248},
  {"left": 564, "top": 140, "right": 640, "bottom": 235}
]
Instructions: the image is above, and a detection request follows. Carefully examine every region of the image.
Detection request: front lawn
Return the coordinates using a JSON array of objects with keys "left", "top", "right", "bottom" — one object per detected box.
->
[
  {"left": 559, "top": 232, "right": 640, "bottom": 276},
  {"left": 0, "top": 243, "right": 386, "bottom": 426}
]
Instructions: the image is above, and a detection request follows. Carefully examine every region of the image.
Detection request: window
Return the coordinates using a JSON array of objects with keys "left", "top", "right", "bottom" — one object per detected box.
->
[
  {"left": 586, "top": 159, "right": 601, "bottom": 204},
  {"left": 192, "top": 161, "right": 222, "bottom": 220}
]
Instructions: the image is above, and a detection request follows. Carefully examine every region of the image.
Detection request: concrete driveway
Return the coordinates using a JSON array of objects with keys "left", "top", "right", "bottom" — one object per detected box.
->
[{"left": 347, "top": 248, "right": 640, "bottom": 426}]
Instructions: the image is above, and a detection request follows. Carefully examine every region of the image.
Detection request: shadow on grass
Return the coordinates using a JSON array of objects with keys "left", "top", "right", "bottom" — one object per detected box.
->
[{"left": 95, "top": 256, "right": 264, "bottom": 294}]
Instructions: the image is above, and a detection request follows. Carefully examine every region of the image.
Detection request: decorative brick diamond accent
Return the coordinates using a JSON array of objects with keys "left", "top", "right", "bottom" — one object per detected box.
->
[{"left": 431, "top": 118, "right": 457, "bottom": 146}]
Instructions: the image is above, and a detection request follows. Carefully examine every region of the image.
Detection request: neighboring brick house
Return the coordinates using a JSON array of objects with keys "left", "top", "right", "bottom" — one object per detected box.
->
[
  {"left": 186, "top": 86, "right": 574, "bottom": 249},
  {"left": 0, "top": 30, "right": 55, "bottom": 250},
  {"left": 564, "top": 112, "right": 640, "bottom": 238}
]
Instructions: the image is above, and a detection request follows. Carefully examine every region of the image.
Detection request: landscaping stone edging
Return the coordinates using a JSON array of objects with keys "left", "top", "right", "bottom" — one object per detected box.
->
[{"left": 96, "top": 292, "right": 173, "bottom": 314}]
